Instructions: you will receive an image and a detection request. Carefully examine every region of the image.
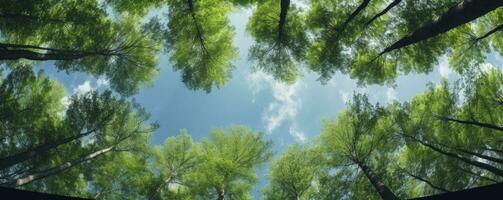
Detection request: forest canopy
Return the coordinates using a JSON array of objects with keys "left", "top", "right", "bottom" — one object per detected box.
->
[{"left": 0, "top": 0, "right": 502, "bottom": 199}]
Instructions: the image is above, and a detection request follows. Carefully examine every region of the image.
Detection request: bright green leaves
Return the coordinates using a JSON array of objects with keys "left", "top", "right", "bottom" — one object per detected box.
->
[
  {"left": 148, "top": 126, "right": 271, "bottom": 199},
  {"left": 0, "top": 0, "right": 160, "bottom": 96},
  {"left": 247, "top": 0, "right": 309, "bottom": 83},
  {"left": 0, "top": 65, "right": 157, "bottom": 195},
  {"left": 166, "top": 0, "right": 238, "bottom": 92},
  {"left": 194, "top": 126, "right": 271, "bottom": 199},
  {"left": 263, "top": 145, "right": 323, "bottom": 200}
]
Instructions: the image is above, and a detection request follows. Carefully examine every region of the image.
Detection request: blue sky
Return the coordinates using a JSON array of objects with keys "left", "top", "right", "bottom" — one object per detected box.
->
[{"left": 37, "top": 6, "right": 503, "bottom": 198}]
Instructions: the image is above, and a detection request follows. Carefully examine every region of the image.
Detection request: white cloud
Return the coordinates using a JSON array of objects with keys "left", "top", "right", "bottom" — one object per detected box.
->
[
  {"left": 59, "top": 80, "right": 97, "bottom": 117},
  {"left": 438, "top": 56, "right": 452, "bottom": 78},
  {"left": 96, "top": 77, "right": 110, "bottom": 87},
  {"left": 386, "top": 88, "right": 397, "bottom": 102},
  {"left": 264, "top": 81, "right": 301, "bottom": 133},
  {"left": 73, "top": 80, "right": 93, "bottom": 95},
  {"left": 339, "top": 91, "right": 350, "bottom": 104},
  {"left": 246, "top": 70, "right": 271, "bottom": 103},
  {"left": 58, "top": 96, "right": 71, "bottom": 117},
  {"left": 246, "top": 71, "right": 302, "bottom": 134},
  {"left": 289, "top": 126, "right": 306, "bottom": 143}
]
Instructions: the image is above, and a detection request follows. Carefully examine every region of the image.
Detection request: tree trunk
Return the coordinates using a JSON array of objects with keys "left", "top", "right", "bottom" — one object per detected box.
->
[
  {"left": 0, "top": 43, "right": 120, "bottom": 61},
  {"left": 380, "top": 0, "right": 503, "bottom": 55},
  {"left": 456, "top": 148, "right": 503, "bottom": 165},
  {"left": 472, "top": 23, "right": 503, "bottom": 45},
  {"left": 338, "top": 0, "right": 371, "bottom": 33},
  {"left": 278, "top": 0, "right": 290, "bottom": 41},
  {"left": 365, "top": 0, "right": 402, "bottom": 26},
  {"left": 356, "top": 161, "right": 399, "bottom": 200},
  {"left": 3, "top": 146, "right": 114, "bottom": 187},
  {"left": 401, "top": 133, "right": 503, "bottom": 177},
  {"left": 455, "top": 165, "right": 499, "bottom": 183},
  {"left": 0, "top": 130, "right": 95, "bottom": 170},
  {"left": 436, "top": 115, "right": 503, "bottom": 131},
  {"left": 216, "top": 186, "right": 225, "bottom": 200},
  {"left": 0, "top": 49, "right": 88, "bottom": 60}
]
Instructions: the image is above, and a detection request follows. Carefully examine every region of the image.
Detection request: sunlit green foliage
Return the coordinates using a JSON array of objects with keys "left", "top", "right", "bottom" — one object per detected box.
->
[
  {"left": 263, "top": 145, "right": 323, "bottom": 200},
  {"left": 0, "top": 65, "right": 157, "bottom": 196},
  {"left": 247, "top": 0, "right": 309, "bottom": 83},
  {"left": 166, "top": 0, "right": 238, "bottom": 92},
  {"left": 0, "top": 0, "right": 160, "bottom": 95},
  {"left": 0, "top": 0, "right": 502, "bottom": 199}
]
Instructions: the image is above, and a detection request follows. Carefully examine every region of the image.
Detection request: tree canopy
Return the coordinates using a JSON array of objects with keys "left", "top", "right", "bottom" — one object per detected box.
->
[{"left": 0, "top": 0, "right": 502, "bottom": 199}]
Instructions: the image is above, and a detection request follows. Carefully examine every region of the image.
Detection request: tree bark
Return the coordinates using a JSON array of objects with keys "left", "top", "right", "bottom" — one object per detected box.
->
[
  {"left": 0, "top": 43, "right": 121, "bottom": 61},
  {"left": 356, "top": 160, "right": 399, "bottom": 200},
  {"left": 380, "top": 0, "right": 503, "bottom": 55},
  {"left": 3, "top": 146, "right": 114, "bottom": 187},
  {"left": 455, "top": 148, "right": 503, "bottom": 165},
  {"left": 401, "top": 133, "right": 503, "bottom": 177},
  {"left": 365, "top": 0, "right": 402, "bottom": 26},
  {"left": 216, "top": 186, "right": 225, "bottom": 200},
  {"left": 436, "top": 115, "right": 503, "bottom": 131},
  {"left": 278, "top": 0, "right": 290, "bottom": 41},
  {"left": 481, "top": 147, "right": 503, "bottom": 154},
  {"left": 0, "top": 130, "right": 94, "bottom": 170},
  {"left": 472, "top": 24, "right": 503, "bottom": 44}
]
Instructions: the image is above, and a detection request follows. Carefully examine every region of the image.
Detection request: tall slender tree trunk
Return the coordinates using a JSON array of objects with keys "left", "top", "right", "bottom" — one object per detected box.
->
[
  {"left": 455, "top": 148, "right": 503, "bottom": 165},
  {"left": 365, "top": 0, "right": 402, "bottom": 26},
  {"left": 472, "top": 24, "right": 503, "bottom": 44},
  {"left": 0, "top": 43, "right": 120, "bottom": 61},
  {"left": 278, "top": 0, "right": 290, "bottom": 41},
  {"left": 0, "top": 130, "right": 95, "bottom": 170},
  {"left": 455, "top": 166, "right": 499, "bottom": 183},
  {"left": 3, "top": 146, "right": 114, "bottom": 187},
  {"left": 380, "top": 0, "right": 503, "bottom": 55},
  {"left": 0, "top": 49, "right": 92, "bottom": 60},
  {"left": 401, "top": 133, "right": 503, "bottom": 177},
  {"left": 355, "top": 161, "right": 399, "bottom": 200},
  {"left": 436, "top": 115, "right": 503, "bottom": 131},
  {"left": 216, "top": 186, "right": 225, "bottom": 200}
]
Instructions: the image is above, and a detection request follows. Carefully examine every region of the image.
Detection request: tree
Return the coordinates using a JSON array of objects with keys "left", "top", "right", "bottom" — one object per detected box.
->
[
  {"left": 0, "top": 0, "right": 160, "bottom": 95},
  {"left": 379, "top": 0, "right": 503, "bottom": 56},
  {"left": 319, "top": 94, "right": 400, "bottom": 200},
  {"left": 0, "top": 89, "right": 120, "bottom": 170},
  {"left": 188, "top": 126, "right": 272, "bottom": 200},
  {"left": 150, "top": 130, "right": 202, "bottom": 200},
  {"left": 305, "top": 0, "right": 502, "bottom": 86},
  {"left": 0, "top": 66, "right": 157, "bottom": 194},
  {"left": 247, "top": 0, "right": 309, "bottom": 83},
  {"left": 391, "top": 70, "right": 503, "bottom": 195},
  {"left": 262, "top": 145, "right": 323, "bottom": 200},
  {"left": 165, "top": 0, "right": 238, "bottom": 92}
]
